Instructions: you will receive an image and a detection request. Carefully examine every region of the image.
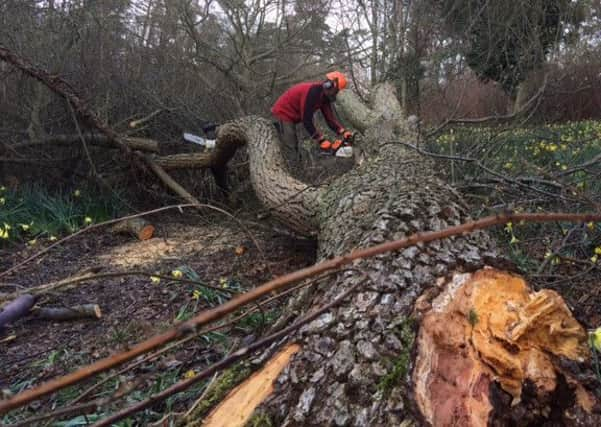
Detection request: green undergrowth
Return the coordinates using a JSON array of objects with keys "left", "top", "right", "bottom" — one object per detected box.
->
[
  {"left": 0, "top": 183, "right": 127, "bottom": 246},
  {"left": 430, "top": 120, "right": 601, "bottom": 190},
  {"left": 428, "top": 120, "right": 601, "bottom": 277},
  {"left": 182, "top": 362, "right": 253, "bottom": 425},
  {"left": 378, "top": 318, "right": 416, "bottom": 398},
  {"left": 245, "top": 412, "right": 274, "bottom": 427}
]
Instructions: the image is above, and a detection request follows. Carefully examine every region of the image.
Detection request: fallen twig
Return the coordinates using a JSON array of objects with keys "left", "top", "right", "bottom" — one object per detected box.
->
[{"left": 0, "top": 270, "right": 239, "bottom": 306}]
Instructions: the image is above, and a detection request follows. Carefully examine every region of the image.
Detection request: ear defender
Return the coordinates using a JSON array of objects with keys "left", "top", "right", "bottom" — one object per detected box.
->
[{"left": 323, "top": 79, "right": 337, "bottom": 90}]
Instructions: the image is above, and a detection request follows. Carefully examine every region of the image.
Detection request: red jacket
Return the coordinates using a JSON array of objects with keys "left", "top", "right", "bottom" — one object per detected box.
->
[{"left": 271, "top": 82, "right": 344, "bottom": 141}]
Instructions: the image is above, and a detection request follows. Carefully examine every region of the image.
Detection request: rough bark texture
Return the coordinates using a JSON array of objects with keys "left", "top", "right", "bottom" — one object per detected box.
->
[
  {"left": 206, "top": 83, "right": 597, "bottom": 426},
  {"left": 262, "top": 99, "right": 495, "bottom": 426},
  {"left": 205, "top": 84, "right": 494, "bottom": 426},
  {"left": 32, "top": 304, "right": 102, "bottom": 321},
  {"left": 215, "top": 120, "right": 322, "bottom": 237}
]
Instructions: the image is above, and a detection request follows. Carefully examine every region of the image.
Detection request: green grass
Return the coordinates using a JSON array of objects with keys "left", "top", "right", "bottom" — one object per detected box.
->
[{"left": 0, "top": 184, "right": 126, "bottom": 245}]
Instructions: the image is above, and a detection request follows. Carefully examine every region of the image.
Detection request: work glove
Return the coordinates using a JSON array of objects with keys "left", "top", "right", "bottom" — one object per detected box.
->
[
  {"left": 332, "top": 139, "right": 344, "bottom": 151},
  {"left": 341, "top": 129, "right": 354, "bottom": 142},
  {"left": 319, "top": 139, "right": 333, "bottom": 151}
]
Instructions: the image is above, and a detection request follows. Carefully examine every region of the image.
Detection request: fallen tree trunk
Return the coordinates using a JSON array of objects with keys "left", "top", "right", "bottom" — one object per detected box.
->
[{"left": 192, "top": 84, "right": 600, "bottom": 426}]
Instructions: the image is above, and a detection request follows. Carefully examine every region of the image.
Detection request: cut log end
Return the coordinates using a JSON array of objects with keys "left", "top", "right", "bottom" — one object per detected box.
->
[
  {"left": 111, "top": 218, "right": 155, "bottom": 241},
  {"left": 137, "top": 225, "right": 155, "bottom": 241},
  {"left": 413, "top": 268, "right": 599, "bottom": 427}
]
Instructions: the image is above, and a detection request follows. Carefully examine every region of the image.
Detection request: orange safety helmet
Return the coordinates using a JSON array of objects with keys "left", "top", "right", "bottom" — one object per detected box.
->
[{"left": 326, "top": 71, "right": 348, "bottom": 90}]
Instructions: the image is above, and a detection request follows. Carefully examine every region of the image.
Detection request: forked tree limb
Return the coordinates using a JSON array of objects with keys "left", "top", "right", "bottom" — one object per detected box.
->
[{"left": 2, "top": 211, "right": 601, "bottom": 415}]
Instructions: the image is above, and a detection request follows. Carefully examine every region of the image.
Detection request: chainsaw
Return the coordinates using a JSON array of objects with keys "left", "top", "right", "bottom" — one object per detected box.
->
[{"left": 325, "top": 133, "right": 355, "bottom": 158}]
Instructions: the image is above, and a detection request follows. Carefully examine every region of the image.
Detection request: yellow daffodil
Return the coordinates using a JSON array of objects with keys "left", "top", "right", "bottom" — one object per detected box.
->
[
  {"left": 591, "top": 255, "right": 598, "bottom": 263},
  {"left": 589, "top": 327, "right": 601, "bottom": 351},
  {"left": 0, "top": 228, "right": 8, "bottom": 239},
  {"left": 219, "top": 277, "right": 228, "bottom": 288},
  {"left": 150, "top": 275, "right": 161, "bottom": 285},
  {"left": 84, "top": 217, "right": 93, "bottom": 225},
  {"left": 510, "top": 235, "right": 519, "bottom": 244},
  {"left": 19, "top": 223, "right": 30, "bottom": 231},
  {"left": 0, "top": 197, "right": 5, "bottom": 205},
  {"left": 192, "top": 289, "right": 202, "bottom": 300},
  {"left": 28, "top": 239, "right": 37, "bottom": 246},
  {"left": 171, "top": 269, "right": 183, "bottom": 279},
  {"left": 49, "top": 235, "right": 57, "bottom": 241},
  {"left": 587, "top": 222, "right": 595, "bottom": 231},
  {"left": 3, "top": 223, "right": 11, "bottom": 230},
  {"left": 0, "top": 186, "right": 5, "bottom": 192},
  {"left": 595, "top": 247, "right": 601, "bottom": 255},
  {"left": 544, "top": 251, "right": 552, "bottom": 259},
  {"left": 561, "top": 165, "right": 567, "bottom": 171},
  {"left": 183, "top": 370, "right": 196, "bottom": 379},
  {"left": 504, "top": 222, "right": 513, "bottom": 233},
  {"left": 73, "top": 189, "right": 81, "bottom": 197}
]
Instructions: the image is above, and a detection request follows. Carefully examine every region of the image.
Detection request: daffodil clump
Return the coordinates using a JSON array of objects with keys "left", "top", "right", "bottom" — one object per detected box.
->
[
  {"left": 431, "top": 121, "right": 601, "bottom": 190},
  {"left": 0, "top": 184, "right": 124, "bottom": 246}
]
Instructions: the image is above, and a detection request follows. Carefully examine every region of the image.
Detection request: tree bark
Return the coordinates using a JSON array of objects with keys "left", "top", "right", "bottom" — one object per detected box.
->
[
  {"left": 197, "top": 83, "right": 598, "bottom": 426},
  {"left": 31, "top": 304, "right": 102, "bottom": 321}
]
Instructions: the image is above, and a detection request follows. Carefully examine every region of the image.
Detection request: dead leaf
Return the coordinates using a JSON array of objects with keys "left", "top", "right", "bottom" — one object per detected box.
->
[{"left": 234, "top": 245, "right": 246, "bottom": 256}]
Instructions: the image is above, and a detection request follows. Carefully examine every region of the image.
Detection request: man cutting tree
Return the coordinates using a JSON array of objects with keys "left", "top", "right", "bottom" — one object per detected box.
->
[{"left": 271, "top": 71, "right": 354, "bottom": 164}]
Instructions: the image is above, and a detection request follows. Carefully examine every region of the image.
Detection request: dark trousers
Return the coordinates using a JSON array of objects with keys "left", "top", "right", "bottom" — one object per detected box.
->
[{"left": 274, "top": 119, "right": 300, "bottom": 169}]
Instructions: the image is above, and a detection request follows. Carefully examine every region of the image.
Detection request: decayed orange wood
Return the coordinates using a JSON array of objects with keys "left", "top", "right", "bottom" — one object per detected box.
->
[
  {"left": 414, "top": 268, "right": 594, "bottom": 427},
  {"left": 111, "top": 218, "right": 155, "bottom": 240},
  {"left": 202, "top": 344, "right": 301, "bottom": 427}
]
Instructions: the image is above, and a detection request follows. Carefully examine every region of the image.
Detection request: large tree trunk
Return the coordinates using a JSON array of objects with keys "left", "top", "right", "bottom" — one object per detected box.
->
[{"left": 199, "top": 84, "right": 598, "bottom": 426}]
